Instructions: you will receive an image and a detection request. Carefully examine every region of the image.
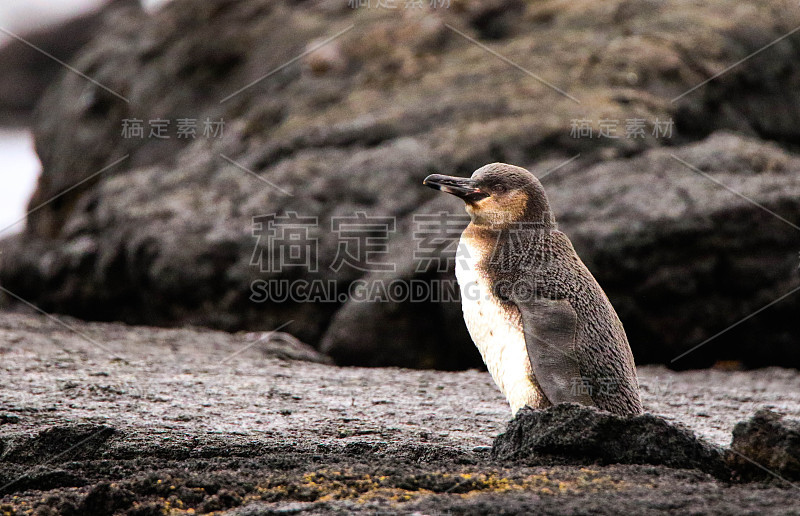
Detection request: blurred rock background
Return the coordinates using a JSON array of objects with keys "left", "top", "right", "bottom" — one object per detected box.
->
[{"left": 0, "top": 0, "right": 798, "bottom": 370}]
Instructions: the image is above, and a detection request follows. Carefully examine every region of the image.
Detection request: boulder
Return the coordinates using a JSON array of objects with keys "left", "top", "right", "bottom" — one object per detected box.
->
[
  {"left": 1, "top": 0, "right": 800, "bottom": 368},
  {"left": 492, "top": 404, "right": 729, "bottom": 479},
  {"left": 728, "top": 409, "right": 800, "bottom": 482}
]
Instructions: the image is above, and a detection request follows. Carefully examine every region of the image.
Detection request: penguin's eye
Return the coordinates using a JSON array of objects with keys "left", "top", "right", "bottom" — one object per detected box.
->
[{"left": 492, "top": 184, "right": 507, "bottom": 194}]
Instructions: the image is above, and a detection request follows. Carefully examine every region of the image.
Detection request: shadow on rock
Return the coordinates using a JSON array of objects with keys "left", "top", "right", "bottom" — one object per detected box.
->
[
  {"left": 492, "top": 404, "right": 729, "bottom": 479},
  {"left": 0, "top": 424, "right": 116, "bottom": 466}
]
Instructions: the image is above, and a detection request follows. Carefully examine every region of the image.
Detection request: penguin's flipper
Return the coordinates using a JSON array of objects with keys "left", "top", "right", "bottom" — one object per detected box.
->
[{"left": 518, "top": 298, "right": 595, "bottom": 407}]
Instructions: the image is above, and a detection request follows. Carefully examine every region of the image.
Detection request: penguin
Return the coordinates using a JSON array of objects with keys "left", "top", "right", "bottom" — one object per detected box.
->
[{"left": 423, "top": 163, "right": 642, "bottom": 416}]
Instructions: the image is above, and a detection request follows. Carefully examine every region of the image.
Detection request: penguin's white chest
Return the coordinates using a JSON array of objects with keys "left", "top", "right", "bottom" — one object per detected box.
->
[{"left": 455, "top": 237, "right": 545, "bottom": 415}]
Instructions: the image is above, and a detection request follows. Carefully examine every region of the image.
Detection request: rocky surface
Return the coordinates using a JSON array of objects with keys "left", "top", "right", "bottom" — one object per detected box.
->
[
  {"left": 1, "top": 0, "right": 800, "bottom": 369},
  {"left": 1, "top": 312, "right": 800, "bottom": 514}
]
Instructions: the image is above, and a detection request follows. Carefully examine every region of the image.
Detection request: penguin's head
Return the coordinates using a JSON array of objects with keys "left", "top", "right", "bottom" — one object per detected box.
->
[{"left": 423, "top": 163, "right": 553, "bottom": 228}]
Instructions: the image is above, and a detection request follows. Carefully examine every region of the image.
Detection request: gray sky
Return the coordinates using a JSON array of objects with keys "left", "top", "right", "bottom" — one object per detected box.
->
[
  {"left": 0, "top": 129, "right": 39, "bottom": 235},
  {"left": 0, "top": 0, "right": 106, "bottom": 44}
]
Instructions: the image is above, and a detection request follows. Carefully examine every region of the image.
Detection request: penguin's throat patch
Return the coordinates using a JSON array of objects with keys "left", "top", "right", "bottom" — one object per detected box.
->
[
  {"left": 461, "top": 224, "right": 500, "bottom": 279},
  {"left": 462, "top": 222, "right": 528, "bottom": 260}
]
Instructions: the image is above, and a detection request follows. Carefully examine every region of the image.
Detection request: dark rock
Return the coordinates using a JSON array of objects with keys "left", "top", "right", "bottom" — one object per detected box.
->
[
  {"left": 728, "top": 409, "right": 800, "bottom": 482},
  {"left": 78, "top": 482, "right": 136, "bottom": 515},
  {"left": 548, "top": 134, "right": 800, "bottom": 370},
  {"left": 0, "top": 415, "right": 20, "bottom": 425},
  {"left": 0, "top": 0, "right": 140, "bottom": 123},
  {"left": 0, "top": 468, "right": 86, "bottom": 497},
  {"left": 198, "top": 489, "right": 244, "bottom": 513},
  {"left": 465, "top": 0, "right": 526, "bottom": 40},
  {"left": 125, "top": 501, "right": 168, "bottom": 516},
  {"left": 1, "top": 0, "right": 800, "bottom": 369},
  {"left": 492, "top": 404, "right": 729, "bottom": 479}
]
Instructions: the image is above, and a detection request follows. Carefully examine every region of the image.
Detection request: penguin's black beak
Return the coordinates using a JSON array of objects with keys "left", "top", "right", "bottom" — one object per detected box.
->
[{"left": 423, "top": 174, "right": 489, "bottom": 202}]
